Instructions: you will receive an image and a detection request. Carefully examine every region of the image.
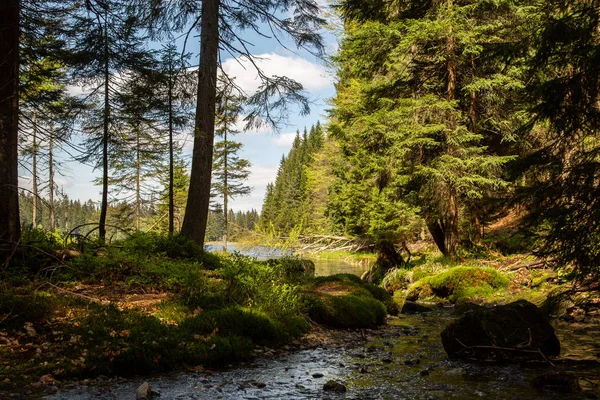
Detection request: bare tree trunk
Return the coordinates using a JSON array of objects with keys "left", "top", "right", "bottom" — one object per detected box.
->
[
  {"left": 446, "top": 188, "right": 459, "bottom": 256},
  {"left": 181, "top": 0, "right": 220, "bottom": 246},
  {"left": 0, "top": 0, "right": 21, "bottom": 251},
  {"left": 427, "top": 221, "right": 447, "bottom": 256},
  {"left": 135, "top": 128, "right": 141, "bottom": 232},
  {"left": 223, "top": 127, "right": 228, "bottom": 251},
  {"left": 99, "top": 13, "right": 109, "bottom": 242},
  {"left": 168, "top": 67, "right": 174, "bottom": 236},
  {"left": 445, "top": 0, "right": 459, "bottom": 257},
  {"left": 32, "top": 112, "right": 38, "bottom": 228},
  {"left": 49, "top": 125, "right": 55, "bottom": 232}
]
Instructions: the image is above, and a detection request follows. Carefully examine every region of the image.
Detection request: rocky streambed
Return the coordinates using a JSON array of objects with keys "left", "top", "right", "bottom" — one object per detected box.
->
[{"left": 41, "top": 308, "right": 599, "bottom": 400}]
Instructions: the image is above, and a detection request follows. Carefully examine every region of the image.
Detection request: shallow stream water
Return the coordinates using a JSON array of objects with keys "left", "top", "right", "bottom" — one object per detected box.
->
[{"left": 44, "top": 249, "right": 599, "bottom": 400}]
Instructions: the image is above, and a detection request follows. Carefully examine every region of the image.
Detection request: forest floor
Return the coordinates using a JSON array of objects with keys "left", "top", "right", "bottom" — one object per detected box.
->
[{"left": 1, "top": 232, "right": 599, "bottom": 399}]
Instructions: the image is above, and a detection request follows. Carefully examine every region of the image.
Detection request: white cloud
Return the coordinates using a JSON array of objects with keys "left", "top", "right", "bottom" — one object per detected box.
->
[
  {"left": 222, "top": 53, "right": 330, "bottom": 95},
  {"left": 271, "top": 132, "right": 297, "bottom": 149},
  {"left": 228, "top": 164, "right": 280, "bottom": 211}
]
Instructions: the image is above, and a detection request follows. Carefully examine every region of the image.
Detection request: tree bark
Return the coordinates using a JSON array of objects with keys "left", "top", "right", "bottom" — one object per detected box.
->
[
  {"left": 49, "top": 125, "right": 55, "bottom": 232},
  {"left": 0, "top": 0, "right": 21, "bottom": 251},
  {"left": 135, "top": 127, "right": 141, "bottom": 232},
  {"left": 32, "top": 112, "right": 38, "bottom": 228},
  {"left": 445, "top": 0, "right": 459, "bottom": 257},
  {"left": 427, "top": 220, "right": 447, "bottom": 256},
  {"left": 98, "top": 12, "right": 109, "bottom": 242},
  {"left": 446, "top": 188, "right": 459, "bottom": 256},
  {"left": 180, "top": 0, "right": 220, "bottom": 246},
  {"left": 168, "top": 66, "right": 174, "bottom": 236},
  {"left": 222, "top": 99, "right": 228, "bottom": 252}
]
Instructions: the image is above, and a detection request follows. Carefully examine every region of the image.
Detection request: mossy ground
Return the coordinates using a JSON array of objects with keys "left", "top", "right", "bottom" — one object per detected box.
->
[{"left": 0, "top": 232, "right": 390, "bottom": 393}]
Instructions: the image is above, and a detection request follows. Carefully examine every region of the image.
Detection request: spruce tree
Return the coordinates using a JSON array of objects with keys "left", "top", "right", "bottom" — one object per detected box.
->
[
  {"left": 71, "top": 0, "right": 152, "bottom": 241},
  {"left": 329, "top": 0, "right": 530, "bottom": 257},
  {"left": 212, "top": 81, "right": 251, "bottom": 250},
  {"left": 145, "top": 0, "right": 325, "bottom": 247}
]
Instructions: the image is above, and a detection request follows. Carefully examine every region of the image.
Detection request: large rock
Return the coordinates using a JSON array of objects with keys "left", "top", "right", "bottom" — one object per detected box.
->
[{"left": 441, "top": 300, "right": 560, "bottom": 361}]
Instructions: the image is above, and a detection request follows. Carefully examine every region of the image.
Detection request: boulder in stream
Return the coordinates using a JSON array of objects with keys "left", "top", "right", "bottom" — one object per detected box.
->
[
  {"left": 136, "top": 382, "right": 151, "bottom": 399},
  {"left": 323, "top": 380, "right": 347, "bottom": 393},
  {"left": 441, "top": 299, "right": 560, "bottom": 361},
  {"left": 531, "top": 372, "right": 581, "bottom": 394},
  {"left": 401, "top": 301, "right": 433, "bottom": 314}
]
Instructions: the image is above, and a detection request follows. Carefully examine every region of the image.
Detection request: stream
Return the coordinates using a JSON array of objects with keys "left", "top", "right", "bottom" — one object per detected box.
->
[{"left": 44, "top": 247, "right": 599, "bottom": 400}]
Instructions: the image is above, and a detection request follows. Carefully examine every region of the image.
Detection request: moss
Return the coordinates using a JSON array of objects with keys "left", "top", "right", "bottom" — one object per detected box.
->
[
  {"left": 405, "top": 276, "right": 434, "bottom": 301},
  {"left": 305, "top": 294, "right": 386, "bottom": 329},
  {"left": 302, "top": 273, "right": 392, "bottom": 327},
  {"left": 304, "top": 273, "right": 397, "bottom": 315},
  {"left": 406, "top": 267, "right": 509, "bottom": 303}
]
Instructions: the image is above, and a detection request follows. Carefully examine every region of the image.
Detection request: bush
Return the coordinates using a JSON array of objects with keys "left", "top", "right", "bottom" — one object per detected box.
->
[
  {"left": 266, "top": 257, "right": 315, "bottom": 280},
  {"left": 0, "top": 290, "right": 54, "bottom": 331},
  {"left": 121, "top": 233, "right": 221, "bottom": 266}
]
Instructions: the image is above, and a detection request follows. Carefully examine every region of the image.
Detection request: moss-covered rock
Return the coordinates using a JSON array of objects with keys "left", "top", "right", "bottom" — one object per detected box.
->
[
  {"left": 405, "top": 276, "right": 434, "bottom": 301},
  {"left": 302, "top": 274, "right": 392, "bottom": 328},
  {"left": 305, "top": 293, "right": 387, "bottom": 329},
  {"left": 441, "top": 299, "right": 560, "bottom": 361},
  {"left": 406, "top": 267, "right": 509, "bottom": 303}
]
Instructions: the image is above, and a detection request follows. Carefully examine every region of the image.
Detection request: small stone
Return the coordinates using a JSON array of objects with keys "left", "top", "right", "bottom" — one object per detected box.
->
[
  {"left": 419, "top": 369, "right": 430, "bottom": 376},
  {"left": 531, "top": 372, "right": 582, "bottom": 393},
  {"left": 252, "top": 381, "right": 266, "bottom": 389},
  {"left": 403, "top": 358, "right": 420, "bottom": 366},
  {"left": 136, "top": 382, "right": 151, "bottom": 399},
  {"left": 38, "top": 374, "right": 55, "bottom": 385},
  {"left": 445, "top": 368, "right": 465, "bottom": 376},
  {"left": 323, "top": 380, "right": 346, "bottom": 393},
  {"left": 44, "top": 386, "right": 59, "bottom": 395},
  {"left": 382, "top": 358, "right": 393, "bottom": 364},
  {"left": 312, "top": 372, "right": 324, "bottom": 378}
]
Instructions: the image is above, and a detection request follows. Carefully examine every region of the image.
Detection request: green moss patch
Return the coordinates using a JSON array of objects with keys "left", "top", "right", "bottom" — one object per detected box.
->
[
  {"left": 302, "top": 273, "right": 394, "bottom": 328},
  {"left": 406, "top": 266, "right": 509, "bottom": 303}
]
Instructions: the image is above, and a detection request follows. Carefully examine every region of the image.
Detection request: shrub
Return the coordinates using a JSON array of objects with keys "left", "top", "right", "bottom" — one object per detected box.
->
[{"left": 0, "top": 290, "right": 54, "bottom": 331}]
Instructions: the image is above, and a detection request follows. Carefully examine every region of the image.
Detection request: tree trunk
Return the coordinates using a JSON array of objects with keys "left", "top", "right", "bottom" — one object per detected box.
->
[
  {"left": 168, "top": 68, "right": 174, "bottom": 236},
  {"left": 98, "top": 13, "right": 109, "bottom": 242},
  {"left": 49, "top": 125, "right": 55, "bottom": 232},
  {"left": 223, "top": 108, "right": 228, "bottom": 252},
  {"left": 361, "top": 240, "right": 404, "bottom": 284},
  {"left": 444, "top": 0, "right": 459, "bottom": 257},
  {"left": 135, "top": 128, "right": 141, "bottom": 232},
  {"left": 180, "top": 0, "right": 220, "bottom": 246},
  {"left": 0, "top": 0, "right": 21, "bottom": 251},
  {"left": 32, "top": 112, "right": 38, "bottom": 228},
  {"left": 446, "top": 188, "right": 459, "bottom": 257},
  {"left": 427, "top": 220, "right": 447, "bottom": 256}
]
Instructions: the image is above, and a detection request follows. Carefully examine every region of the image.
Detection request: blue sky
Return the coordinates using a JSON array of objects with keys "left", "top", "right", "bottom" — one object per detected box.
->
[{"left": 19, "top": 2, "right": 340, "bottom": 213}]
